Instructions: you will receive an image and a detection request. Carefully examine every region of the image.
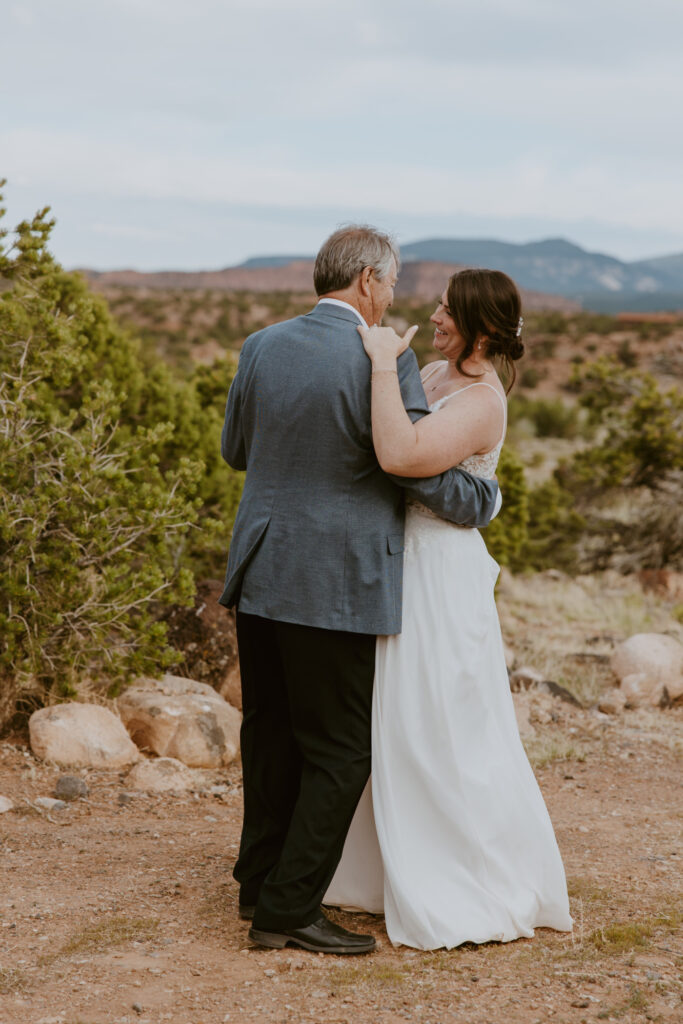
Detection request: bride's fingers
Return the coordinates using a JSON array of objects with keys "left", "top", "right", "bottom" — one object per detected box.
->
[
  {"left": 357, "top": 324, "right": 376, "bottom": 355},
  {"left": 358, "top": 323, "right": 418, "bottom": 357},
  {"left": 392, "top": 325, "right": 419, "bottom": 355}
]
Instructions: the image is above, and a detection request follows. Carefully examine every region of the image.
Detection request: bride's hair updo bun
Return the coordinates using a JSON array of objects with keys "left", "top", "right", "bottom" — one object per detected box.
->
[
  {"left": 487, "top": 334, "right": 524, "bottom": 361},
  {"left": 447, "top": 269, "right": 524, "bottom": 392}
]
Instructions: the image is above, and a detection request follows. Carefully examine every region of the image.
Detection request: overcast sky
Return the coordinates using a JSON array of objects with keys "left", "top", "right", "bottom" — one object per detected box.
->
[{"left": 3, "top": 0, "right": 683, "bottom": 269}]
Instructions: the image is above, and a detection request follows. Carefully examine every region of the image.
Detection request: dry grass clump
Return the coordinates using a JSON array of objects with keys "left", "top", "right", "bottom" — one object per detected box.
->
[
  {"left": 60, "top": 915, "right": 159, "bottom": 956},
  {"left": 38, "top": 915, "right": 160, "bottom": 966},
  {"left": 499, "top": 570, "right": 678, "bottom": 638},
  {"left": 327, "top": 962, "right": 408, "bottom": 991},
  {"left": 588, "top": 920, "right": 653, "bottom": 953},
  {"left": 615, "top": 709, "right": 683, "bottom": 756},
  {"left": 497, "top": 570, "right": 683, "bottom": 705},
  {"left": 0, "top": 966, "right": 29, "bottom": 994},
  {"left": 596, "top": 986, "right": 650, "bottom": 1018},
  {"left": 567, "top": 878, "right": 616, "bottom": 906},
  {"left": 651, "top": 909, "right": 682, "bottom": 933},
  {"left": 524, "top": 736, "right": 587, "bottom": 768},
  {"left": 581, "top": 906, "right": 681, "bottom": 958}
]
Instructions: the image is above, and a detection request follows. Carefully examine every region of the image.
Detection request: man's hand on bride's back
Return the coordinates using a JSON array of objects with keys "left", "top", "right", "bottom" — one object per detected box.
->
[{"left": 358, "top": 324, "right": 419, "bottom": 366}]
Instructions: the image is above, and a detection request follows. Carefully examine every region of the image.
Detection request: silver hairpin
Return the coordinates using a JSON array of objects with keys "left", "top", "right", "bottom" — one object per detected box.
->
[{"left": 516, "top": 317, "right": 524, "bottom": 337}]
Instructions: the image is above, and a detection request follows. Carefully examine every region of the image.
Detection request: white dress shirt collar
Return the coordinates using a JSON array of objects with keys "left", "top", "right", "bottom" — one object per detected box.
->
[{"left": 316, "top": 298, "right": 368, "bottom": 328}]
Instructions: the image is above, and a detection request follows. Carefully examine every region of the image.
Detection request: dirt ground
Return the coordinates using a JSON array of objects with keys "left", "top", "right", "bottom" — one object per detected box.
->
[{"left": 0, "top": 704, "right": 681, "bottom": 1024}]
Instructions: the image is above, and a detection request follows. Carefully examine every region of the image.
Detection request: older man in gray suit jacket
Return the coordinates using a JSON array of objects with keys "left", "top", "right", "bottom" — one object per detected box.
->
[{"left": 220, "top": 225, "right": 499, "bottom": 954}]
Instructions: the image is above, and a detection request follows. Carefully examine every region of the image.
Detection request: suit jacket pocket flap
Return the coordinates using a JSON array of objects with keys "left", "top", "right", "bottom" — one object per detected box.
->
[{"left": 387, "top": 533, "right": 404, "bottom": 555}]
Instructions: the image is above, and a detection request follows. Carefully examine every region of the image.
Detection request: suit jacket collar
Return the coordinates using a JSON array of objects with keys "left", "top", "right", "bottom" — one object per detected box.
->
[{"left": 308, "top": 301, "right": 366, "bottom": 327}]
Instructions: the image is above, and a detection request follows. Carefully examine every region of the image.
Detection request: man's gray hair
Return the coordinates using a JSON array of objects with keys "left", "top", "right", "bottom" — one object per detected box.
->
[{"left": 313, "top": 224, "right": 400, "bottom": 296}]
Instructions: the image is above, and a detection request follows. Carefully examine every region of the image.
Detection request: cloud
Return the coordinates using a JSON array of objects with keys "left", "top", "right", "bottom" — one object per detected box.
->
[
  {"left": 90, "top": 221, "right": 173, "bottom": 241},
  {"left": 4, "top": 0, "right": 683, "bottom": 266},
  {"left": 4, "top": 125, "right": 682, "bottom": 240}
]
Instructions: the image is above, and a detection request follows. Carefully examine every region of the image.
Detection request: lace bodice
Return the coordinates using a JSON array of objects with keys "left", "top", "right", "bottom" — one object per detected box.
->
[
  {"left": 428, "top": 388, "right": 504, "bottom": 480},
  {"left": 407, "top": 379, "right": 506, "bottom": 521}
]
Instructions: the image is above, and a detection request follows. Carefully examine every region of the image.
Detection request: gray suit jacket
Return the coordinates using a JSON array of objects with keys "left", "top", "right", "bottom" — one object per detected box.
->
[{"left": 220, "top": 302, "right": 499, "bottom": 634}]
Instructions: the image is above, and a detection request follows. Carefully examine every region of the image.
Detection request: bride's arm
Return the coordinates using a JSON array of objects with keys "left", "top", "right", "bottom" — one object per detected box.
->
[{"left": 361, "top": 325, "right": 504, "bottom": 478}]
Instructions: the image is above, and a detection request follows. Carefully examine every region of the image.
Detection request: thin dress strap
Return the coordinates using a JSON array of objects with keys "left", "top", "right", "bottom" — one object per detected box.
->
[
  {"left": 433, "top": 381, "right": 507, "bottom": 447},
  {"left": 421, "top": 362, "right": 443, "bottom": 385}
]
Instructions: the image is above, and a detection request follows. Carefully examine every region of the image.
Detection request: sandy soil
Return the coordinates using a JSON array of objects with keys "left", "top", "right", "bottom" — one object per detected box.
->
[{"left": 0, "top": 705, "right": 681, "bottom": 1024}]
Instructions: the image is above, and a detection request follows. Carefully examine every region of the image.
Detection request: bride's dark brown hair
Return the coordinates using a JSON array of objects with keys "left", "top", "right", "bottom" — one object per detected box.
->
[{"left": 446, "top": 268, "right": 524, "bottom": 393}]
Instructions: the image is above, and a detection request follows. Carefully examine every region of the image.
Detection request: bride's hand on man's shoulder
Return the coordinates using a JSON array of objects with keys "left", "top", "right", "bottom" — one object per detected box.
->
[{"left": 357, "top": 323, "right": 419, "bottom": 363}]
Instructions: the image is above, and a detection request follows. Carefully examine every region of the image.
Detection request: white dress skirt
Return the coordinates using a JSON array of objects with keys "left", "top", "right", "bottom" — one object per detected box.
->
[{"left": 325, "top": 385, "right": 573, "bottom": 949}]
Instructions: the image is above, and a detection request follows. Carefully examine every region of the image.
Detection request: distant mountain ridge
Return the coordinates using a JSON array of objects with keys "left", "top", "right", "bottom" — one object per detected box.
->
[
  {"left": 84, "top": 260, "right": 579, "bottom": 313},
  {"left": 234, "top": 237, "right": 683, "bottom": 312},
  {"left": 239, "top": 255, "right": 310, "bottom": 269},
  {"left": 82, "top": 237, "right": 683, "bottom": 313},
  {"left": 400, "top": 238, "right": 683, "bottom": 298}
]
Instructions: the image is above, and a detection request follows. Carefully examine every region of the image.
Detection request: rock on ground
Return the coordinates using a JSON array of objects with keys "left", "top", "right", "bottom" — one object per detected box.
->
[
  {"left": 35, "top": 796, "right": 67, "bottom": 812},
  {"left": 217, "top": 660, "right": 242, "bottom": 714},
  {"left": 511, "top": 692, "right": 537, "bottom": 738},
  {"left": 0, "top": 795, "right": 14, "bottom": 813},
  {"left": 541, "top": 680, "right": 583, "bottom": 706},
  {"left": 118, "top": 674, "right": 242, "bottom": 768},
  {"left": 638, "top": 568, "right": 683, "bottom": 601},
  {"left": 54, "top": 775, "right": 89, "bottom": 801},
  {"left": 509, "top": 666, "right": 545, "bottom": 692},
  {"left": 29, "top": 703, "right": 140, "bottom": 768},
  {"left": 163, "top": 579, "right": 242, "bottom": 710},
  {"left": 598, "top": 688, "right": 628, "bottom": 715},
  {"left": 125, "top": 756, "right": 203, "bottom": 793},
  {"left": 610, "top": 633, "right": 683, "bottom": 707},
  {"left": 528, "top": 690, "right": 556, "bottom": 726}
]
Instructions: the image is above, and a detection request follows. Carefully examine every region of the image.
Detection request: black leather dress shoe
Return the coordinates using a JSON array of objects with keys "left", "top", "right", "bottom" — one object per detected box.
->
[
  {"left": 239, "top": 904, "right": 255, "bottom": 921},
  {"left": 249, "top": 913, "right": 376, "bottom": 954}
]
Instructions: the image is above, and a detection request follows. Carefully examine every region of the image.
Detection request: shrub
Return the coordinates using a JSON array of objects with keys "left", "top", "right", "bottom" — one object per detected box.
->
[
  {"left": 187, "top": 358, "right": 244, "bottom": 576},
  {"left": 0, "top": 190, "right": 242, "bottom": 718},
  {"left": 575, "top": 313, "right": 618, "bottom": 336},
  {"left": 508, "top": 396, "right": 582, "bottom": 439},
  {"left": 549, "top": 360, "right": 682, "bottom": 571},
  {"left": 532, "top": 312, "right": 567, "bottom": 336},
  {"left": 483, "top": 446, "right": 529, "bottom": 571},
  {"left": 532, "top": 336, "right": 558, "bottom": 359},
  {"left": 519, "top": 367, "right": 541, "bottom": 389},
  {"left": 520, "top": 478, "right": 585, "bottom": 572},
  {"left": 569, "top": 358, "right": 683, "bottom": 491},
  {"left": 504, "top": 360, "right": 683, "bottom": 574},
  {"left": 617, "top": 339, "right": 638, "bottom": 367}
]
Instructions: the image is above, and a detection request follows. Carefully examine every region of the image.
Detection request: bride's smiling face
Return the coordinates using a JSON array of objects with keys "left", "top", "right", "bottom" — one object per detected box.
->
[{"left": 430, "top": 290, "right": 465, "bottom": 359}]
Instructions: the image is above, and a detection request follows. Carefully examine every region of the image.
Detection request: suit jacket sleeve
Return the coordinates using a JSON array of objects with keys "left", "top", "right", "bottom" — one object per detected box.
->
[
  {"left": 385, "top": 349, "right": 500, "bottom": 529},
  {"left": 221, "top": 346, "right": 248, "bottom": 471}
]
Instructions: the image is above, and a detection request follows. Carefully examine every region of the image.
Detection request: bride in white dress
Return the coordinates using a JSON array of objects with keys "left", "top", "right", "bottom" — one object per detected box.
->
[{"left": 325, "top": 268, "right": 572, "bottom": 949}]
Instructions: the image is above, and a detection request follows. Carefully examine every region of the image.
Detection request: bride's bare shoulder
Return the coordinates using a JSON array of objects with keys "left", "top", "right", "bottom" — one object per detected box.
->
[
  {"left": 462, "top": 371, "right": 507, "bottom": 407},
  {"left": 454, "top": 379, "right": 507, "bottom": 414}
]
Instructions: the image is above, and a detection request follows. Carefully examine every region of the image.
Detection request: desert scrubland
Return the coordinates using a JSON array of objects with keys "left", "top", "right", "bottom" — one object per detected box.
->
[{"left": 1, "top": 202, "right": 681, "bottom": 1024}]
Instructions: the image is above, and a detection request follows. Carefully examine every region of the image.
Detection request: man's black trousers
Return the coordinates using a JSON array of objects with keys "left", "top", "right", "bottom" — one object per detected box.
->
[{"left": 233, "top": 612, "right": 376, "bottom": 931}]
